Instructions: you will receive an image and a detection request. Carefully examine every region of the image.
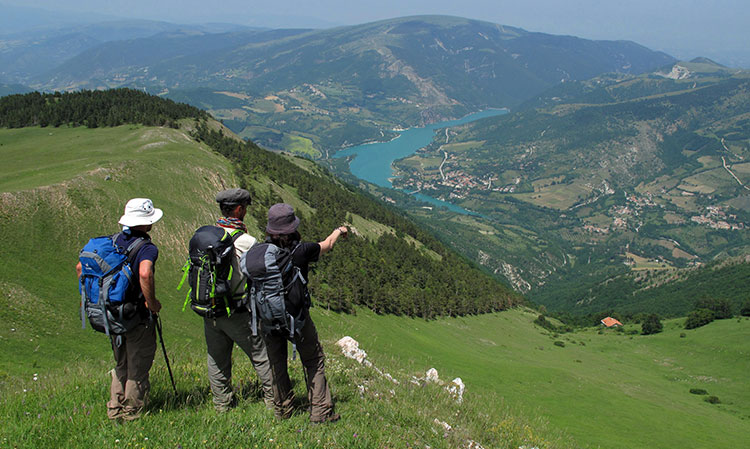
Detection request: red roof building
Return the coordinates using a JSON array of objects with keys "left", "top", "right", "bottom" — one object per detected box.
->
[{"left": 601, "top": 317, "right": 623, "bottom": 328}]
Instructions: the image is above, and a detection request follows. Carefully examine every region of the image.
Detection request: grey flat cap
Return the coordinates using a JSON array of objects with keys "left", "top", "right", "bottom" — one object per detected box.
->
[{"left": 215, "top": 188, "right": 251, "bottom": 205}]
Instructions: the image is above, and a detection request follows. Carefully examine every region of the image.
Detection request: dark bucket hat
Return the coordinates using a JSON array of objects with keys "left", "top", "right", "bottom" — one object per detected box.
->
[{"left": 266, "top": 203, "right": 300, "bottom": 234}]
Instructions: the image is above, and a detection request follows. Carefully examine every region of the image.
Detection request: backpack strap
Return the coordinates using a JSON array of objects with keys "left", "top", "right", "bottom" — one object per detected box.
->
[
  {"left": 115, "top": 233, "right": 149, "bottom": 310},
  {"left": 121, "top": 234, "right": 149, "bottom": 266},
  {"left": 228, "top": 228, "right": 244, "bottom": 241},
  {"left": 80, "top": 286, "right": 87, "bottom": 330}
]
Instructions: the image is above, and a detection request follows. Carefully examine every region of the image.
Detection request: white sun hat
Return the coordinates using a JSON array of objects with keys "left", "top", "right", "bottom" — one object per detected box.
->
[{"left": 118, "top": 198, "right": 163, "bottom": 227}]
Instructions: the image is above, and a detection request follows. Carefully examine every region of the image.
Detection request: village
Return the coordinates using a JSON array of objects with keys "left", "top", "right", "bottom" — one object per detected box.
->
[{"left": 396, "top": 151, "right": 522, "bottom": 198}]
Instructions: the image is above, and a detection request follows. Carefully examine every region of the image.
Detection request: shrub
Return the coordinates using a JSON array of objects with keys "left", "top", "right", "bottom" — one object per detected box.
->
[
  {"left": 689, "top": 388, "right": 708, "bottom": 395},
  {"left": 534, "top": 314, "right": 555, "bottom": 331},
  {"left": 641, "top": 314, "right": 663, "bottom": 335},
  {"left": 694, "top": 297, "right": 733, "bottom": 319},
  {"left": 740, "top": 299, "right": 750, "bottom": 317},
  {"left": 685, "top": 308, "right": 715, "bottom": 329},
  {"left": 553, "top": 341, "right": 565, "bottom": 347},
  {"left": 705, "top": 396, "right": 721, "bottom": 404}
]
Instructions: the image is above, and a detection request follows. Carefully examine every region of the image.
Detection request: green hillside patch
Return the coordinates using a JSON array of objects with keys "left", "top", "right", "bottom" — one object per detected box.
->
[
  {"left": 281, "top": 134, "right": 321, "bottom": 158},
  {"left": 347, "top": 212, "right": 441, "bottom": 261},
  {"left": 0, "top": 126, "right": 208, "bottom": 192},
  {"left": 515, "top": 180, "right": 594, "bottom": 210}
]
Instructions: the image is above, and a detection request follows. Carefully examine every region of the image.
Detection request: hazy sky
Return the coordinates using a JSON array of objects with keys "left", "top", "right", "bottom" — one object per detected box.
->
[{"left": 4, "top": 0, "right": 749, "bottom": 66}]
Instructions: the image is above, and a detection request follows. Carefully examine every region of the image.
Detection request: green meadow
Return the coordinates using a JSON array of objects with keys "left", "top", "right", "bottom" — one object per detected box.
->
[{"left": 1, "top": 125, "right": 748, "bottom": 448}]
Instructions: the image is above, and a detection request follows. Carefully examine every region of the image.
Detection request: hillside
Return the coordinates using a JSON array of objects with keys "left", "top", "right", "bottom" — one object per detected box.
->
[
  {"left": 26, "top": 15, "right": 674, "bottom": 153},
  {"left": 1, "top": 91, "right": 749, "bottom": 449},
  {"left": 386, "top": 64, "right": 750, "bottom": 315}
]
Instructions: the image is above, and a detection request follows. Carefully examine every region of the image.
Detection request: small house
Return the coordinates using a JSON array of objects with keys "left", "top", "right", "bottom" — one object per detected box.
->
[{"left": 601, "top": 317, "right": 623, "bottom": 328}]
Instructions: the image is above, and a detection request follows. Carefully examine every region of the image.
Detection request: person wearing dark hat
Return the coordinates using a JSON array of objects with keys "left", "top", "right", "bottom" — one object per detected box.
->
[
  {"left": 201, "top": 188, "right": 274, "bottom": 411},
  {"left": 76, "top": 198, "right": 163, "bottom": 421},
  {"left": 262, "top": 203, "right": 347, "bottom": 424}
]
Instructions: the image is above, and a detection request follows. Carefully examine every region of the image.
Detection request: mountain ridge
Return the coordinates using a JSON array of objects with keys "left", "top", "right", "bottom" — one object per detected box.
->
[{"left": 14, "top": 15, "right": 675, "bottom": 152}]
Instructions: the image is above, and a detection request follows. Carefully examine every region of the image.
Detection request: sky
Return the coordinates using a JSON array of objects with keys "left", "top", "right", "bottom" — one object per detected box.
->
[{"left": 3, "top": 0, "right": 749, "bottom": 67}]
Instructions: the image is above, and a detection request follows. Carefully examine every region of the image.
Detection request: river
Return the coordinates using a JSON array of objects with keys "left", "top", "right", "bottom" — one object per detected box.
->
[{"left": 334, "top": 109, "right": 508, "bottom": 214}]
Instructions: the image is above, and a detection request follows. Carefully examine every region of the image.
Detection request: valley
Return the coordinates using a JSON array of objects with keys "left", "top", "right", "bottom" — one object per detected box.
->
[
  {"left": 381, "top": 65, "right": 750, "bottom": 314},
  {"left": 2, "top": 13, "right": 750, "bottom": 448}
]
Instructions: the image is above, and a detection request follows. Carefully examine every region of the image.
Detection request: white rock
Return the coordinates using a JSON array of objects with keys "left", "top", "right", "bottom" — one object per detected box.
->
[
  {"left": 433, "top": 418, "right": 452, "bottom": 431},
  {"left": 425, "top": 368, "right": 440, "bottom": 383},
  {"left": 447, "top": 377, "right": 465, "bottom": 403},
  {"left": 336, "top": 336, "right": 368, "bottom": 363}
]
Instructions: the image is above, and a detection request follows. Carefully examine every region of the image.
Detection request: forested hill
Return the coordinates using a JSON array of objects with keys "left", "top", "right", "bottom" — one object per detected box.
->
[
  {"left": 0, "top": 88, "right": 521, "bottom": 317},
  {"left": 0, "top": 89, "right": 209, "bottom": 128}
]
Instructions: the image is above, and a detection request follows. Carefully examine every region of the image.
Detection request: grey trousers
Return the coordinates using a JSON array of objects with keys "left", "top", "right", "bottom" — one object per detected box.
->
[
  {"left": 263, "top": 316, "right": 334, "bottom": 422},
  {"left": 204, "top": 310, "right": 274, "bottom": 411},
  {"left": 107, "top": 321, "right": 156, "bottom": 420}
]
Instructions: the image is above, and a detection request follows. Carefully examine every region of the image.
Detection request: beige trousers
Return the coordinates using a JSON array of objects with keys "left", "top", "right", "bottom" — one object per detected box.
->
[
  {"left": 204, "top": 310, "right": 275, "bottom": 411},
  {"left": 107, "top": 321, "right": 156, "bottom": 420}
]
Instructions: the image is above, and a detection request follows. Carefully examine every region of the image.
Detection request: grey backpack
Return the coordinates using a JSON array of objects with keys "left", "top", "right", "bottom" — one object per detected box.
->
[{"left": 241, "top": 242, "right": 310, "bottom": 340}]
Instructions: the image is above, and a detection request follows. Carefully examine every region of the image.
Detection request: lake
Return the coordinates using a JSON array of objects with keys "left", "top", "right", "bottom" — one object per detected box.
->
[{"left": 335, "top": 109, "right": 508, "bottom": 214}]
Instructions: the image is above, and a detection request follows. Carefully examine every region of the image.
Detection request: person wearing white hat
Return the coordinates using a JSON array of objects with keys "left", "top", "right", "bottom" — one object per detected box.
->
[{"left": 77, "top": 197, "right": 164, "bottom": 421}]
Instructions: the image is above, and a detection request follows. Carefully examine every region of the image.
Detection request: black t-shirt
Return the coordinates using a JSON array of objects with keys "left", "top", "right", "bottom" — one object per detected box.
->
[{"left": 291, "top": 242, "right": 320, "bottom": 279}]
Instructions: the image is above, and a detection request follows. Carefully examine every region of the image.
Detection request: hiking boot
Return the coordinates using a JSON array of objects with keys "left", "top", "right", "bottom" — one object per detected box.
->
[{"left": 311, "top": 412, "right": 340, "bottom": 425}]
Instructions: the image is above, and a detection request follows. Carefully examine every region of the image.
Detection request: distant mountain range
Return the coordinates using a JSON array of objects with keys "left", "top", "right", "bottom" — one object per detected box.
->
[{"left": 4, "top": 15, "right": 675, "bottom": 152}]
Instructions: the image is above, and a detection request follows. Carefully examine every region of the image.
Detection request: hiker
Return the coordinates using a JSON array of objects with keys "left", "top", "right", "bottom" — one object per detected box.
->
[
  {"left": 76, "top": 198, "right": 163, "bottom": 421},
  {"left": 255, "top": 203, "right": 347, "bottom": 423},
  {"left": 201, "top": 188, "right": 274, "bottom": 411}
]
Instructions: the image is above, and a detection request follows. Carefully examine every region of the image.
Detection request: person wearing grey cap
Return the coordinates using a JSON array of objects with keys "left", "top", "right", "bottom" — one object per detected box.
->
[
  {"left": 262, "top": 203, "right": 347, "bottom": 424},
  {"left": 201, "top": 188, "right": 274, "bottom": 411},
  {"left": 76, "top": 198, "right": 163, "bottom": 421}
]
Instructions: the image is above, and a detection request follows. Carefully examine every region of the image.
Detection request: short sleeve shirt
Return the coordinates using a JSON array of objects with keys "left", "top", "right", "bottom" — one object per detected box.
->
[
  {"left": 291, "top": 242, "right": 320, "bottom": 279},
  {"left": 115, "top": 230, "right": 158, "bottom": 301},
  {"left": 217, "top": 227, "right": 257, "bottom": 297}
]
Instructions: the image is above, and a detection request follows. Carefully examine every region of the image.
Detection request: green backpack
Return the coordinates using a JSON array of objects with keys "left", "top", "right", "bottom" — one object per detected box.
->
[{"left": 178, "top": 225, "right": 244, "bottom": 318}]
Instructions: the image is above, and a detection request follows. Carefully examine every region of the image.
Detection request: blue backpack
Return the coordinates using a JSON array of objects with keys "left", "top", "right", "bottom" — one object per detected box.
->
[{"left": 79, "top": 234, "right": 148, "bottom": 335}]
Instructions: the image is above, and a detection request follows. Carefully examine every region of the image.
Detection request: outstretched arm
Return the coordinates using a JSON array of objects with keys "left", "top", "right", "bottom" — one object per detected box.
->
[{"left": 318, "top": 226, "right": 348, "bottom": 255}]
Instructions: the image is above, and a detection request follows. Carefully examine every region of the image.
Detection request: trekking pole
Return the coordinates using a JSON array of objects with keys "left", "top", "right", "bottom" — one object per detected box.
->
[{"left": 155, "top": 314, "right": 177, "bottom": 395}]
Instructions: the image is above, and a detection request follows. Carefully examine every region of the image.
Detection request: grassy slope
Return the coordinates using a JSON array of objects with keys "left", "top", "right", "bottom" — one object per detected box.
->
[
  {"left": 1, "top": 126, "right": 748, "bottom": 449},
  {"left": 317, "top": 309, "right": 750, "bottom": 449},
  {"left": 0, "top": 124, "right": 238, "bottom": 374}
]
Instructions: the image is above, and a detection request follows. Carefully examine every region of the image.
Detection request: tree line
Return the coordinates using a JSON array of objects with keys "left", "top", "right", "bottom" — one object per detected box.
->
[{"left": 0, "top": 89, "right": 208, "bottom": 129}]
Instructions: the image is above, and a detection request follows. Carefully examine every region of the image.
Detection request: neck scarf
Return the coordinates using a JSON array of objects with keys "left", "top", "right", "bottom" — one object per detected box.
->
[{"left": 216, "top": 217, "right": 247, "bottom": 233}]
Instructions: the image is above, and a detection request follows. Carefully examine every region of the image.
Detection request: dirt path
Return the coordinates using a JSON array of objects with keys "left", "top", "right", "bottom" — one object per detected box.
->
[{"left": 721, "top": 156, "right": 750, "bottom": 191}]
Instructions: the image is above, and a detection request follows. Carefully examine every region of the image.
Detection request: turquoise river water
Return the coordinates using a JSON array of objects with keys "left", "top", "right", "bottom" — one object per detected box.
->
[{"left": 335, "top": 109, "right": 508, "bottom": 214}]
